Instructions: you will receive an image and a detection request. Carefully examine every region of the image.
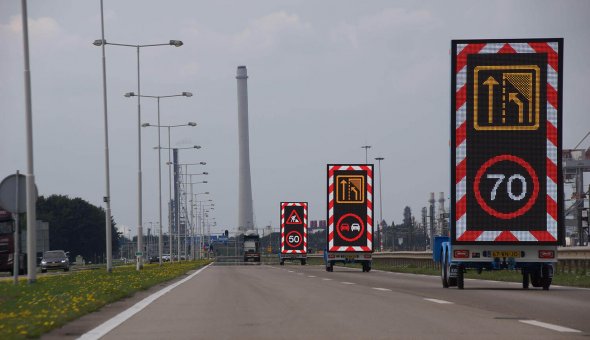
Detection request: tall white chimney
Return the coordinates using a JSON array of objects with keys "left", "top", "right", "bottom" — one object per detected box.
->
[{"left": 236, "top": 66, "right": 254, "bottom": 232}]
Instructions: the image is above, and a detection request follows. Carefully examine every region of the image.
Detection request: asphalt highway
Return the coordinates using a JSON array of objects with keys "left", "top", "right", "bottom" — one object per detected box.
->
[{"left": 73, "top": 263, "right": 590, "bottom": 339}]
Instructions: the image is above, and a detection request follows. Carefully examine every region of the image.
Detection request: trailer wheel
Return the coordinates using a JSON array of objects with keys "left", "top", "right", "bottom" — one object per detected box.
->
[
  {"left": 541, "top": 264, "right": 552, "bottom": 290},
  {"left": 280, "top": 261, "right": 284, "bottom": 266},
  {"left": 457, "top": 265, "right": 464, "bottom": 289},
  {"left": 441, "top": 254, "right": 449, "bottom": 288},
  {"left": 301, "top": 260, "right": 306, "bottom": 266},
  {"left": 326, "top": 262, "right": 333, "bottom": 272},
  {"left": 522, "top": 268, "right": 529, "bottom": 289}
]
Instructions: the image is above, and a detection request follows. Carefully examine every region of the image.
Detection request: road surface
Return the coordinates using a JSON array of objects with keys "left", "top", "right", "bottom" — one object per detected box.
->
[{"left": 68, "top": 264, "right": 589, "bottom": 339}]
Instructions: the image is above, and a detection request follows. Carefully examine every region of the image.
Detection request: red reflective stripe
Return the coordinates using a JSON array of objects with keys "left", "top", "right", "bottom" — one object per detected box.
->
[
  {"left": 456, "top": 85, "right": 467, "bottom": 110},
  {"left": 457, "top": 230, "right": 483, "bottom": 241},
  {"left": 498, "top": 43, "right": 516, "bottom": 54},
  {"left": 546, "top": 158, "right": 557, "bottom": 184},
  {"left": 546, "top": 121, "right": 558, "bottom": 146},
  {"left": 547, "top": 83, "right": 558, "bottom": 110},
  {"left": 456, "top": 121, "right": 466, "bottom": 148},
  {"left": 494, "top": 231, "right": 518, "bottom": 242},
  {"left": 456, "top": 195, "right": 467, "bottom": 220},
  {"left": 529, "top": 42, "right": 559, "bottom": 72},
  {"left": 456, "top": 43, "right": 485, "bottom": 73},
  {"left": 456, "top": 158, "right": 466, "bottom": 184},
  {"left": 530, "top": 231, "right": 557, "bottom": 242},
  {"left": 547, "top": 195, "right": 557, "bottom": 221}
]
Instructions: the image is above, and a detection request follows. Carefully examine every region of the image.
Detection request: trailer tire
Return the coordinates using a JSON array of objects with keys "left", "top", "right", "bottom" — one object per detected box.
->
[
  {"left": 280, "top": 261, "right": 284, "bottom": 266},
  {"left": 441, "top": 254, "right": 449, "bottom": 288},
  {"left": 531, "top": 268, "right": 542, "bottom": 287},
  {"left": 541, "top": 264, "right": 552, "bottom": 290},
  {"left": 457, "top": 265, "right": 464, "bottom": 289},
  {"left": 301, "top": 260, "right": 306, "bottom": 266},
  {"left": 522, "top": 268, "right": 530, "bottom": 289}
]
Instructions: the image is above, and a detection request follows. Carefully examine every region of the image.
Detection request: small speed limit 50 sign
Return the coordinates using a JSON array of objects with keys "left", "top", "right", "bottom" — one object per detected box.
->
[
  {"left": 451, "top": 38, "right": 563, "bottom": 244},
  {"left": 281, "top": 202, "right": 307, "bottom": 253}
]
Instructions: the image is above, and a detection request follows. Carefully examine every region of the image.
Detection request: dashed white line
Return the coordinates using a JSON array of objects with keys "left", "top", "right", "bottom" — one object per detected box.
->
[
  {"left": 372, "top": 287, "right": 391, "bottom": 292},
  {"left": 519, "top": 320, "right": 581, "bottom": 333},
  {"left": 307, "top": 275, "right": 316, "bottom": 278},
  {"left": 424, "top": 298, "right": 453, "bottom": 304},
  {"left": 341, "top": 282, "right": 355, "bottom": 285},
  {"left": 322, "top": 278, "right": 332, "bottom": 281},
  {"left": 287, "top": 270, "right": 294, "bottom": 273}
]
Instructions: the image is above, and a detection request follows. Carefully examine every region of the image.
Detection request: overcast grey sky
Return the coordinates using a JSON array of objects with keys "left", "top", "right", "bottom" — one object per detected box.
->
[{"left": 1, "top": 1, "right": 589, "bottom": 236}]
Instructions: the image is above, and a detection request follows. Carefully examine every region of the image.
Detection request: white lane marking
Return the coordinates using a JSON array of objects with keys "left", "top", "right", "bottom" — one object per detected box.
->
[
  {"left": 424, "top": 298, "right": 453, "bottom": 304},
  {"left": 372, "top": 287, "right": 391, "bottom": 292},
  {"left": 322, "top": 278, "right": 332, "bottom": 281},
  {"left": 341, "top": 282, "right": 355, "bottom": 285},
  {"left": 287, "top": 270, "right": 294, "bottom": 273},
  {"left": 78, "top": 263, "right": 212, "bottom": 340},
  {"left": 519, "top": 320, "right": 581, "bottom": 333},
  {"left": 307, "top": 275, "right": 316, "bottom": 278}
]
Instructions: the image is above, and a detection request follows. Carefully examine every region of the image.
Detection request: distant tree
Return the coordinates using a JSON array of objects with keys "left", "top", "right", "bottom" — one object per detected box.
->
[{"left": 36, "top": 195, "right": 120, "bottom": 261}]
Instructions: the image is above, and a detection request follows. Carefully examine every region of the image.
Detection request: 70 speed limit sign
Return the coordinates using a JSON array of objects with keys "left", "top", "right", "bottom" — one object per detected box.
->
[
  {"left": 281, "top": 202, "right": 308, "bottom": 254},
  {"left": 451, "top": 38, "right": 563, "bottom": 245}
]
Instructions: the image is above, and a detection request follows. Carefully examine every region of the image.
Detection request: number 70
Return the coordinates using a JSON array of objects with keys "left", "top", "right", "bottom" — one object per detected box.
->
[{"left": 486, "top": 174, "right": 527, "bottom": 201}]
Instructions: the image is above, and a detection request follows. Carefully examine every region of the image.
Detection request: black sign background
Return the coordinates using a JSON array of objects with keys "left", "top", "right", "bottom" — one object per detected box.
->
[
  {"left": 467, "top": 53, "right": 547, "bottom": 230},
  {"left": 281, "top": 203, "right": 306, "bottom": 253}
]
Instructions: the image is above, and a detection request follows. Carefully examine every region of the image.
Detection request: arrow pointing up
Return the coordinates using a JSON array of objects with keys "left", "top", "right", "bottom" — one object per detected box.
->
[{"left": 483, "top": 76, "right": 499, "bottom": 124}]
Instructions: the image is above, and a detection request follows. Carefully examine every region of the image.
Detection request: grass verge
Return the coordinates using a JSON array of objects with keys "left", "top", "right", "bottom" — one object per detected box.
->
[
  {"left": 372, "top": 264, "right": 590, "bottom": 288},
  {"left": 309, "top": 257, "right": 590, "bottom": 288},
  {"left": 0, "top": 260, "right": 211, "bottom": 339}
]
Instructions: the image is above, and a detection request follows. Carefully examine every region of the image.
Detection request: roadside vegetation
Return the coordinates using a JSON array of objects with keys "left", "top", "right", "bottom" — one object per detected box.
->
[
  {"left": 0, "top": 260, "right": 210, "bottom": 339},
  {"left": 307, "top": 257, "right": 590, "bottom": 288}
]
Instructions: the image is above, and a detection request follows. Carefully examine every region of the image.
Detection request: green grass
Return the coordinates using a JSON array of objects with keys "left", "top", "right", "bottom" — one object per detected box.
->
[
  {"left": 309, "top": 257, "right": 590, "bottom": 288},
  {"left": 372, "top": 263, "right": 590, "bottom": 288},
  {"left": 0, "top": 260, "right": 211, "bottom": 339}
]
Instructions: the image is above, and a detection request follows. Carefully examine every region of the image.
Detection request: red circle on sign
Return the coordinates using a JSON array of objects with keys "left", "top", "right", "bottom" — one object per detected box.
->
[
  {"left": 285, "top": 230, "right": 303, "bottom": 248},
  {"left": 336, "top": 213, "right": 365, "bottom": 242},
  {"left": 473, "top": 154, "right": 539, "bottom": 220}
]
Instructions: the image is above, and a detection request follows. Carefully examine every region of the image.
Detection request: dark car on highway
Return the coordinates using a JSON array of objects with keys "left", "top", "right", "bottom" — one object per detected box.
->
[{"left": 40, "top": 250, "right": 70, "bottom": 273}]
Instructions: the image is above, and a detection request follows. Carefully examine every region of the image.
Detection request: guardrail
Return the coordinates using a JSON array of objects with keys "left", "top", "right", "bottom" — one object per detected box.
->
[{"left": 307, "top": 247, "right": 590, "bottom": 274}]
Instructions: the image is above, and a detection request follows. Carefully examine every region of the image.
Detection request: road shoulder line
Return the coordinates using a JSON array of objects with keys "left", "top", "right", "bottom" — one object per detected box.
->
[{"left": 77, "top": 263, "right": 212, "bottom": 340}]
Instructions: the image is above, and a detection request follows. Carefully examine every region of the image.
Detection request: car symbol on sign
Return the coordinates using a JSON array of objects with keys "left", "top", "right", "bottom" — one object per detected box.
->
[
  {"left": 351, "top": 223, "right": 360, "bottom": 232},
  {"left": 340, "top": 223, "right": 350, "bottom": 232}
]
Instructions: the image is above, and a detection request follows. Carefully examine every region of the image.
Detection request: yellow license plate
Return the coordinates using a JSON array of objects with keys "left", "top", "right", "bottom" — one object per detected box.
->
[
  {"left": 492, "top": 251, "right": 520, "bottom": 258},
  {"left": 345, "top": 255, "right": 357, "bottom": 260}
]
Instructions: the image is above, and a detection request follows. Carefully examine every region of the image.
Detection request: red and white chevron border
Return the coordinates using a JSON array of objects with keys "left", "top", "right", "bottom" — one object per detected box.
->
[
  {"left": 280, "top": 202, "right": 308, "bottom": 254},
  {"left": 328, "top": 165, "right": 373, "bottom": 252},
  {"left": 454, "top": 41, "right": 559, "bottom": 243}
]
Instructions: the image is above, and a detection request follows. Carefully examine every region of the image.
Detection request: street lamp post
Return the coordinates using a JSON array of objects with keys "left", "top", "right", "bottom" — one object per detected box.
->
[
  {"left": 375, "top": 157, "right": 384, "bottom": 252},
  {"left": 143, "top": 124, "right": 197, "bottom": 261},
  {"left": 185, "top": 178, "right": 208, "bottom": 259},
  {"left": 127, "top": 92, "right": 192, "bottom": 265},
  {"left": 159, "top": 146, "right": 201, "bottom": 261},
  {"left": 194, "top": 192, "right": 211, "bottom": 258},
  {"left": 361, "top": 145, "right": 372, "bottom": 164},
  {"left": 93, "top": 38, "right": 183, "bottom": 271}
]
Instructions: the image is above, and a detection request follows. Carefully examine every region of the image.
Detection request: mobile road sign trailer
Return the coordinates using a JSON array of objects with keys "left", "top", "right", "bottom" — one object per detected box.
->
[
  {"left": 279, "top": 202, "right": 308, "bottom": 265},
  {"left": 434, "top": 38, "right": 564, "bottom": 290},
  {"left": 325, "top": 164, "right": 374, "bottom": 272}
]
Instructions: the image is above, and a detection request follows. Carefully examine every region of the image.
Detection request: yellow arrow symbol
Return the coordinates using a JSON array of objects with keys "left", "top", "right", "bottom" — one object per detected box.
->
[
  {"left": 483, "top": 76, "right": 499, "bottom": 124},
  {"left": 509, "top": 92, "right": 524, "bottom": 123}
]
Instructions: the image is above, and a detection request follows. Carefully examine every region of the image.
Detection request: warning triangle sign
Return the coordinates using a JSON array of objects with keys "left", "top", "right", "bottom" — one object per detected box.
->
[{"left": 285, "top": 209, "right": 302, "bottom": 224}]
